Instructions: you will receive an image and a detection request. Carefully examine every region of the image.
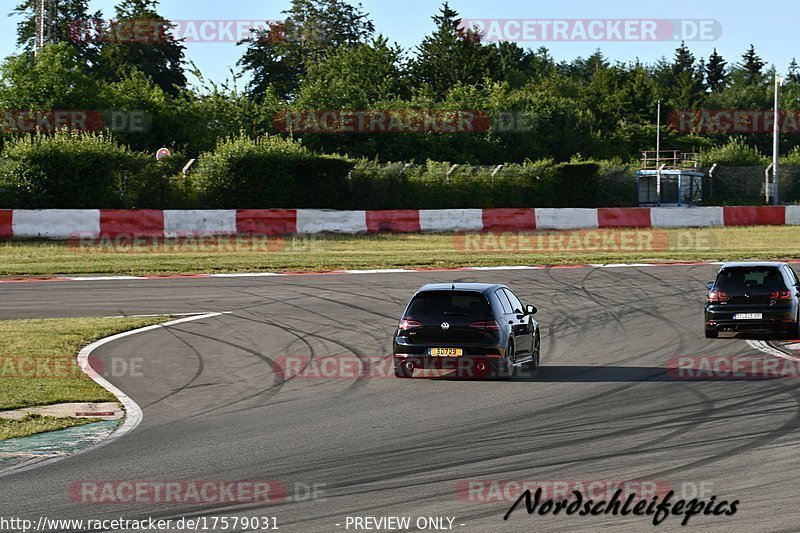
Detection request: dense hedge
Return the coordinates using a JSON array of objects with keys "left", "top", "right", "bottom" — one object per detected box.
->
[
  {"left": 10, "top": 133, "right": 800, "bottom": 209},
  {"left": 0, "top": 132, "right": 189, "bottom": 208},
  {"left": 193, "top": 135, "right": 354, "bottom": 208},
  {"left": 346, "top": 160, "right": 628, "bottom": 208}
]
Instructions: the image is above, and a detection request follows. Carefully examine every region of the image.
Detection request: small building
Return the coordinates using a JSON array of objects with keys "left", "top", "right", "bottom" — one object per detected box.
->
[{"left": 636, "top": 151, "right": 704, "bottom": 206}]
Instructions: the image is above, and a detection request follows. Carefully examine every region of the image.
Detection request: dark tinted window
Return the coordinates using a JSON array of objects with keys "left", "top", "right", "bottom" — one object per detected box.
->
[
  {"left": 503, "top": 289, "right": 524, "bottom": 313},
  {"left": 495, "top": 290, "right": 512, "bottom": 313},
  {"left": 406, "top": 292, "right": 491, "bottom": 318},
  {"left": 716, "top": 267, "right": 785, "bottom": 291}
]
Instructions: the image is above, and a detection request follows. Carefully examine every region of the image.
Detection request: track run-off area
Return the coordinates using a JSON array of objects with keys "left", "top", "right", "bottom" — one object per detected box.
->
[{"left": 2, "top": 263, "right": 800, "bottom": 532}]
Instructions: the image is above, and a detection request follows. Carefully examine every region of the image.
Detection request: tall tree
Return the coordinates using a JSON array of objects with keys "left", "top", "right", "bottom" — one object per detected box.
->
[
  {"left": 667, "top": 41, "right": 704, "bottom": 107},
  {"left": 97, "top": 0, "right": 186, "bottom": 96},
  {"left": 704, "top": 48, "right": 727, "bottom": 92},
  {"left": 410, "top": 2, "right": 495, "bottom": 100},
  {"left": 671, "top": 41, "right": 695, "bottom": 76},
  {"left": 11, "top": 0, "right": 104, "bottom": 66},
  {"left": 296, "top": 36, "right": 407, "bottom": 108},
  {"left": 238, "top": 0, "right": 375, "bottom": 100},
  {"left": 740, "top": 44, "right": 765, "bottom": 84},
  {"left": 568, "top": 49, "right": 609, "bottom": 82},
  {"left": 787, "top": 58, "right": 800, "bottom": 85},
  {"left": 0, "top": 43, "right": 99, "bottom": 110}
]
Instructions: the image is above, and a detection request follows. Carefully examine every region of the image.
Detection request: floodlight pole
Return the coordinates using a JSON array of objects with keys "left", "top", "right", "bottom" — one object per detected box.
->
[
  {"left": 656, "top": 100, "right": 662, "bottom": 205},
  {"left": 773, "top": 75, "right": 782, "bottom": 205},
  {"left": 34, "top": 0, "right": 57, "bottom": 59}
]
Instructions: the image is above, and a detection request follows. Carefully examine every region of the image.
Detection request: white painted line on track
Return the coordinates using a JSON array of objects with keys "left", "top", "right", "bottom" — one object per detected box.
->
[
  {"left": 746, "top": 339, "right": 800, "bottom": 363},
  {"left": 65, "top": 276, "right": 145, "bottom": 281},
  {"left": 0, "top": 260, "right": 751, "bottom": 285},
  {"left": 101, "top": 312, "right": 216, "bottom": 319},
  {"left": 206, "top": 272, "right": 287, "bottom": 278},
  {"left": 466, "top": 266, "right": 543, "bottom": 271},
  {"left": 0, "top": 312, "right": 227, "bottom": 478}
]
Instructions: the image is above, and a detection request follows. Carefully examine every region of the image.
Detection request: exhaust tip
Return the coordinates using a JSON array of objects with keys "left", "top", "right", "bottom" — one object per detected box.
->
[
  {"left": 476, "top": 363, "right": 487, "bottom": 372},
  {"left": 405, "top": 361, "right": 415, "bottom": 371}
]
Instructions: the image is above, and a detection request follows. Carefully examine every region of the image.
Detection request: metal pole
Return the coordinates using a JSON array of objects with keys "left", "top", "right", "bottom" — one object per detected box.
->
[
  {"left": 765, "top": 163, "right": 774, "bottom": 204},
  {"left": 773, "top": 75, "right": 782, "bottom": 204},
  {"left": 656, "top": 100, "right": 662, "bottom": 205},
  {"left": 35, "top": 0, "right": 44, "bottom": 57}
]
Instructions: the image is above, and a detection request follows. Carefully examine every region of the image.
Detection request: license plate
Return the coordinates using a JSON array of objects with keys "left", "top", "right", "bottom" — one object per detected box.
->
[
  {"left": 429, "top": 348, "right": 463, "bottom": 357},
  {"left": 734, "top": 313, "right": 763, "bottom": 320}
]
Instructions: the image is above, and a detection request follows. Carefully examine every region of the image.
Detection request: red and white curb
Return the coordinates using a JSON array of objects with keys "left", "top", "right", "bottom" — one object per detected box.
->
[
  {"left": 0, "top": 312, "right": 227, "bottom": 478},
  {"left": 1, "top": 206, "right": 797, "bottom": 240},
  {"left": 0, "top": 262, "right": 734, "bottom": 285}
]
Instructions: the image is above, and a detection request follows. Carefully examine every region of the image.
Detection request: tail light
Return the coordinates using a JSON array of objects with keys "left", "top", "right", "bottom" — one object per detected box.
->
[
  {"left": 708, "top": 290, "right": 728, "bottom": 302},
  {"left": 771, "top": 290, "right": 792, "bottom": 300},
  {"left": 469, "top": 320, "right": 501, "bottom": 331},
  {"left": 398, "top": 317, "right": 422, "bottom": 331}
]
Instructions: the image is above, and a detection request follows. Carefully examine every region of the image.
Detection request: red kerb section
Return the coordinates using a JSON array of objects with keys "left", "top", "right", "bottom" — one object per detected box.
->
[
  {"left": 99, "top": 210, "right": 164, "bottom": 238},
  {"left": 481, "top": 208, "right": 536, "bottom": 232},
  {"left": 236, "top": 210, "right": 298, "bottom": 236},
  {"left": 366, "top": 210, "right": 421, "bottom": 233},
  {"left": 723, "top": 206, "right": 785, "bottom": 226},
  {"left": 598, "top": 208, "right": 652, "bottom": 228}
]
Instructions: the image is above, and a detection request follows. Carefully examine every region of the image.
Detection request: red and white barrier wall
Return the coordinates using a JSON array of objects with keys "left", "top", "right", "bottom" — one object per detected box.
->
[{"left": 1, "top": 206, "right": 798, "bottom": 239}]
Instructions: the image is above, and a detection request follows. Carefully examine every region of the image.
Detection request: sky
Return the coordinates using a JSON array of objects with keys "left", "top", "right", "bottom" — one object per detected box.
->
[{"left": 1, "top": 0, "right": 798, "bottom": 87}]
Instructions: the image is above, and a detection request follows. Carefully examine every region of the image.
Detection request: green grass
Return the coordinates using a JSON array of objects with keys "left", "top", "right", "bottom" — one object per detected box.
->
[
  {"left": 0, "top": 227, "right": 799, "bottom": 277},
  {"left": 0, "top": 316, "right": 170, "bottom": 440},
  {"left": 0, "top": 413, "right": 102, "bottom": 441}
]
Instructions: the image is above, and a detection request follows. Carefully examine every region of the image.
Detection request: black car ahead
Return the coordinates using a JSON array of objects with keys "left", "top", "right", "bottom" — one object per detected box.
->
[
  {"left": 392, "top": 283, "right": 541, "bottom": 379},
  {"left": 704, "top": 262, "right": 800, "bottom": 338}
]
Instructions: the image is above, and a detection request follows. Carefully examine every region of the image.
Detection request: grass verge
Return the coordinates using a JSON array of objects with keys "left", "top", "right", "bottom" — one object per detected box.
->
[
  {"left": 0, "top": 227, "right": 798, "bottom": 276},
  {"left": 0, "top": 316, "right": 170, "bottom": 440},
  {"left": 0, "top": 414, "right": 102, "bottom": 440}
]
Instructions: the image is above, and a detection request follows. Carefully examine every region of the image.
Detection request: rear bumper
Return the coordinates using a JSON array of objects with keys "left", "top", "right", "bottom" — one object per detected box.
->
[
  {"left": 393, "top": 353, "right": 503, "bottom": 376},
  {"left": 392, "top": 338, "right": 506, "bottom": 375},
  {"left": 705, "top": 304, "right": 795, "bottom": 331}
]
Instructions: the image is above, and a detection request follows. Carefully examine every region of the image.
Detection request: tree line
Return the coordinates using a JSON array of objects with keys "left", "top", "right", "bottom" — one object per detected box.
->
[{"left": 2, "top": 0, "right": 799, "bottom": 165}]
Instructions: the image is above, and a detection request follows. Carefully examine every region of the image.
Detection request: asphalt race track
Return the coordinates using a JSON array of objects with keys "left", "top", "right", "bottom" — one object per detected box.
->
[{"left": 3, "top": 264, "right": 800, "bottom": 532}]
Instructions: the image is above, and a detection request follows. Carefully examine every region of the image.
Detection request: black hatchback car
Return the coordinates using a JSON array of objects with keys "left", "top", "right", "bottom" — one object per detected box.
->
[
  {"left": 392, "top": 283, "right": 541, "bottom": 378},
  {"left": 704, "top": 262, "right": 800, "bottom": 338}
]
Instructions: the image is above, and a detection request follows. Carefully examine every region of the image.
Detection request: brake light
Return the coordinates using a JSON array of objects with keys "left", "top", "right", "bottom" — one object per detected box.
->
[
  {"left": 398, "top": 318, "right": 422, "bottom": 331},
  {"left": 708, "top": 290, "right": 728, "bottom": 302},
  {"left": 469, "top": 320, "right": 500, "bottom": 330},
  {"left": 771, "top": 290, "right": 792, "bottom": 300}
]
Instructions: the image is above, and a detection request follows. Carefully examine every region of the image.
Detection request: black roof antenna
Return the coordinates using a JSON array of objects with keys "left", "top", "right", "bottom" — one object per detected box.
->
[{"left": 451, "top": 282, "right": 456, "bottom": 290}]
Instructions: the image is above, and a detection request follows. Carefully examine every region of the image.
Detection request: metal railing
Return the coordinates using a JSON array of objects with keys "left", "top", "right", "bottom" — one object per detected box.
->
[{"left": 640, "top": 150, "right": 700, "bottom": 170}]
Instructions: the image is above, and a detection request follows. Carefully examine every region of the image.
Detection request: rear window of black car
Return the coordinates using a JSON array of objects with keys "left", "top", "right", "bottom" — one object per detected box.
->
[
  {"left": 406, "top": 292, "right": 491, "bottom": 318},
  {"left": 716, "top": 267, "right": 785, "bottom": 291}
]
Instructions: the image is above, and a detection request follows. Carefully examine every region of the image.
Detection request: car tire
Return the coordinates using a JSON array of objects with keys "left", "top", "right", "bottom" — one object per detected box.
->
[
  {"left": 530, "top": 332, "right": 541, "bottom": 370},
  {"left": 394, "top": 360, "right": 413, "bottom": 379},
  {"left": 497, "top": 341, "right": 515, "bottom": 379},
  {"left": 705, "top": 328, "right": 718, "bottom": 339}
]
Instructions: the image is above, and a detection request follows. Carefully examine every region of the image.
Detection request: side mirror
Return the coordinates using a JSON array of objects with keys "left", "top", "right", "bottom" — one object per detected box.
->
[
  {"left": 706, "top": 282, "right": 714, "bottom": 290},
  {"left": 526, "top": 304, "right": 537, "bottom": 315}
]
